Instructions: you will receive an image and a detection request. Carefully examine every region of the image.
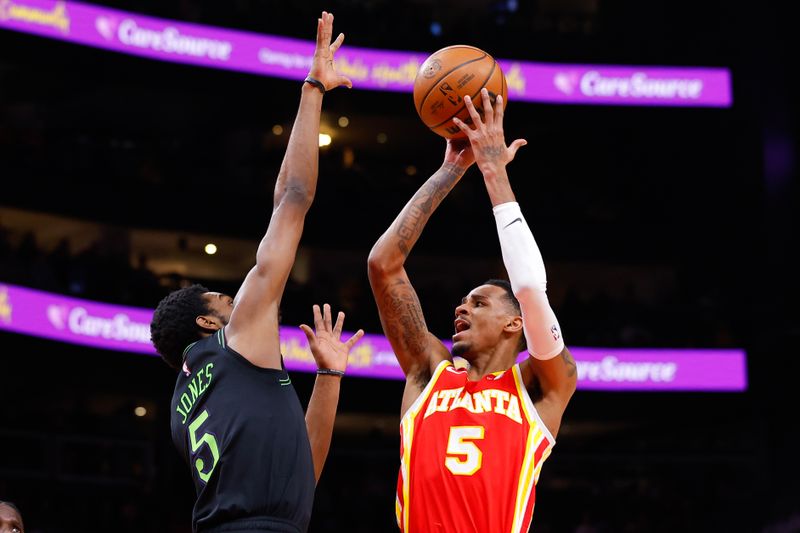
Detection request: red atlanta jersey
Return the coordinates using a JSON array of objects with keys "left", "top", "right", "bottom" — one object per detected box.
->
[{"left": 396, "top": 360, "right": 555, "bottom": 533}]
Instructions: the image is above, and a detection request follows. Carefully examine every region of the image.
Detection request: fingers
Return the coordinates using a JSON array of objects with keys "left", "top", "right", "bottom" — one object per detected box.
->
[
  {"left": 315, "top": 11, "right": 333, "bottom": 51},
  {"left": 299, "top": 324, "right": 316, "bottom": 344},
  {"left": 315, "top": 17, "right": 325, "bottom": 50},
  {"left": 494, "top": 94, "right": 504, "bottom": 125},
  {"left": 451, "top": 116, "right": 473, "bottom": 136},
  {"left": 480, "top": 88, "right": 493, "bottom": 127},
  {"left": 508, "top": 138, "right": 528, "bottom": 161},
  {"left": 344, "top": 329, "right": 365, "bottom": 350},
  {"left": 463, "top": 95, "right": 482, "bottom": 127},
  {"left": 323, "top": 303, "right": 332, "bottom": 330},
  {"left": 330, "top": 32, "right": 345, "bottom": 55},
  {"left": 333, "top": 311, "right": 344, "bottom": 338},
  {"left": 312, "top": 304, "right": 323, "bottom": 331}
]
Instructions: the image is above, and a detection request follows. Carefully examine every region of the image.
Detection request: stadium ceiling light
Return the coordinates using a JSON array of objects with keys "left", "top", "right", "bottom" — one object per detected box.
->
[{"left": 204, "top": 243, "right": 218, "bottom": 255}]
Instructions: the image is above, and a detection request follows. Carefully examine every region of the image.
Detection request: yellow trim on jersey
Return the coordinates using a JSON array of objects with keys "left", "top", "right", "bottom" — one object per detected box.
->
[
  {"left": 534, "top": 446, "right": 553, "bottom": 484},
  {"left": 510, "top": 424, "right": 536, "bottom": 533},
  {"left": 395, "top": 495, "right": 402, "bottom": 528},
  {"left": 399, "top": 360, "right": 451, "bottom": 532},
  {"left": 510, "top": 365, "right": 546, "bottom": 533}
]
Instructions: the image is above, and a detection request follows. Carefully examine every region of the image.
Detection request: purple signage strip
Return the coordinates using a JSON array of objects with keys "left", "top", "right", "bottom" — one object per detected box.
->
[
  {"left": 0, "top": 0, "right": 732, "bottom": 107},
  {"left": 564, "top": 347, "right": 746, "bottom": 391},
  {"left": 0, "top": 283, "right": 746, "bottom": 391}
]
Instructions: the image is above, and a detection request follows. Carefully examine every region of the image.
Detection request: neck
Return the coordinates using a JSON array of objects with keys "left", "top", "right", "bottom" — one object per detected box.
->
[{"left": 463, "top": 346, "right": 518, "bottom": 380}]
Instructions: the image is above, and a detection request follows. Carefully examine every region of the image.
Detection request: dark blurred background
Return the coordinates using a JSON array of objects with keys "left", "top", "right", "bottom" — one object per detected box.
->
[{"left": 1, "top": 0, "right": 798, "bottom": 531}]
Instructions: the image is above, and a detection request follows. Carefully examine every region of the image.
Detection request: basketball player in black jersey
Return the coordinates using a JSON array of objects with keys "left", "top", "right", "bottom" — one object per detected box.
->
[{"left": 149, "top": 12, "right": 361, "bottom": 533}]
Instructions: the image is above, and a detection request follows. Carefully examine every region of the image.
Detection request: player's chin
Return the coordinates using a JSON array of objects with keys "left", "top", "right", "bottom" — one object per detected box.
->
[{"left": 451, "top": 340, "right": 471, "bottom": 358}]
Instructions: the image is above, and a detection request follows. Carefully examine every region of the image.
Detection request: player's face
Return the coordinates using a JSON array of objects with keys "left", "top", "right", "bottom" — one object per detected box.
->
[
  {"left": 0, "top": 504, "right": 24, "bottom": 533},
  {"left": 452, "top": 284, "right": 517, "bottom": 359},
  {"left": 202, "top": 292, "right": 234, "bottom": 326}
]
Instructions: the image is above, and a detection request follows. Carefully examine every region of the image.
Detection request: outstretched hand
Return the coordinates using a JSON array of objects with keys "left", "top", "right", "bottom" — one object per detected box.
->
[
  {"left": 307, "top": 11, "right": 353, "bottom": 91},
  {"left": 300, "top": 304, "right": 364, "bottom": 373},
  {"left": 452, "top": 88, "right": 527, "bottom": 177}
]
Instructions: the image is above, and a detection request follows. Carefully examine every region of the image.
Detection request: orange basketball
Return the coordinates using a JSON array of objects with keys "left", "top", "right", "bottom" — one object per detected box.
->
[{"left": 413, "top": 45, "right": 507, "bottom": 139}]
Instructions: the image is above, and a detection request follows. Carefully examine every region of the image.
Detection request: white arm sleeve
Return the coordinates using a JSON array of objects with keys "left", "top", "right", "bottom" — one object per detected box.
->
[{"left": 493, "top": 202, "right": 565, "bottom": 360}]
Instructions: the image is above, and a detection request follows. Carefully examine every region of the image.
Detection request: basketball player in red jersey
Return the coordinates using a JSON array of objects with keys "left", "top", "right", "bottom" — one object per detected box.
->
[{"left": 368, "top": 88, "right": 577, "bottom": 533}]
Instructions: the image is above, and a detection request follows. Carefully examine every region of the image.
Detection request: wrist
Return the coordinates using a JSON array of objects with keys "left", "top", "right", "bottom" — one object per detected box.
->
[
  {"left": 479, "top": 165, "right": 508, "bottom": 181},
  {"left": 441, "top": 161, "right": 468, "bottom": 176},
  {"left": 316, "top": 367, "right": 345, "bottom": 378},
  {"left": 302, "top": 78, "right": 325, "bottom": 97}
]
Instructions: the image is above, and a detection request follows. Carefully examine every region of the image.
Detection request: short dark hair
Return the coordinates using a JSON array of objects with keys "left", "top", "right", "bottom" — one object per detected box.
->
[
  {"left": 0, "top": 501, "right": 23, "bottom": 525},
  {"left": 483, "top": 279, "right": 527, "bottom": 353},
  {"left": 150, "top": 284, "right": 210, "bottom": 370},
  {"left": 0, "top": 501, "right": 21, "bottom": 513}
]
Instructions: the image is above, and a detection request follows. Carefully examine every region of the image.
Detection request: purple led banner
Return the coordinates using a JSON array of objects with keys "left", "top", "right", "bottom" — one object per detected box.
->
[
  {"left": 0, "top": 282, "right": 156, "bottom": 354},
  {"left": 564, "top": 347, "right": 746, "bottom": 391},
  {"left": 0, "top": 0, "right": 732, "bottom": 107},
  {"left": 0, "top": 283, "right": 746, "bottom": 391}
]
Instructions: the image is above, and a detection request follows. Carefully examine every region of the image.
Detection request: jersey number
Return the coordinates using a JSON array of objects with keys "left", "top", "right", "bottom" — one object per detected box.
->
[
  {"left": 445, "top": 426, "right": 485, "bottom": 476},
  {"left": 189, "top": 410, "right": 219, "bottom": 483}
]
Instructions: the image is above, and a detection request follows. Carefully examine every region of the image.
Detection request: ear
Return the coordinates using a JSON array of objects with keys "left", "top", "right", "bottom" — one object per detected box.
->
[
  {"left": 504, "top": 315, "right": 524, "bottom": 334},
  {"left": 196, "top": 314, "right": 222, "bottom": 331}
]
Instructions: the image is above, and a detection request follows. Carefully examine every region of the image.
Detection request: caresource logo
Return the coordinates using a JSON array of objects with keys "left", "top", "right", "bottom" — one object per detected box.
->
[
  {"left": 47, "top": 304, "right": 68, "bottom": 330},
  {"left": 47, "top": 305, "right": 151, "bottom": 344},
  {"left": 95, "top": 17, "right": 232, "bottom": 61},
  {"left": 553, "top": 71, "right": 579, "bottom": 95},
  {"left": 577, "top": 356, "right": 677, "bottom": 383},
  {"left": 554, "top": 70, "right": 704, "bottom": 100},
  {"left": 94, "top": 15, "right": 117, "bottom": 40}
]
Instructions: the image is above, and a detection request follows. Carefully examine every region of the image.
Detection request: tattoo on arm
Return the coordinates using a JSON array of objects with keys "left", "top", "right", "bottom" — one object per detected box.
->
[
  {"left": 394, "top": 163, "right": 464, "bottom": 257},
  {"left": 380, "top": 278, "right": 430, "bottom": 357},
  {"left": 561, "top": 348, "right": 577, "bottom": 378}
]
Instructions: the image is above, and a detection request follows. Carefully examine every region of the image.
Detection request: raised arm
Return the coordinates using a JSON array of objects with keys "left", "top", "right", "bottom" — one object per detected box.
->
[
  {"left": 226, "top": 12, "right": 352, "bottom": 368},
  {"left": 300, "top": 304, "right": 364, "bottom": 483},
  {"left": 453, "top": 89, "right": 577, "bottom": 437},
  {"left": 367, "top": 141, "right": 473, "bottom": 392}
]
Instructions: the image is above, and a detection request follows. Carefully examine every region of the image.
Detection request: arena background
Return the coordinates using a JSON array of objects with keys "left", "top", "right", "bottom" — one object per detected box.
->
[{"left": 1, "top": 0, "right": 798, "bottom": 531}]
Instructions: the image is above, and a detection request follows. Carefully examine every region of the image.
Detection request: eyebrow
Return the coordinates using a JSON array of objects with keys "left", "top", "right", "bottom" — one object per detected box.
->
[{"left": 462, "top": 294, "right": 489, "bottom": 304}]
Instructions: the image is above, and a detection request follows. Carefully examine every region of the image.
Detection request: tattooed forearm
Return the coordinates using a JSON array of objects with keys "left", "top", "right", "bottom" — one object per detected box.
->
[
  {"left": 379, "top": 279, "right": 430, "bottom": 356},
  {"left": 393, "top": 163, "right": 465, "bottom": 257},
  {"left": 560, "top": 347, "right": 577, "bottom": 378}
]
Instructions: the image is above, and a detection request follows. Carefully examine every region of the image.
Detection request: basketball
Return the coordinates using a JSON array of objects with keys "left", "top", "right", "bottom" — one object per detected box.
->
[{"left": 413, "top": 45, "right": 507, "bottom": 139}]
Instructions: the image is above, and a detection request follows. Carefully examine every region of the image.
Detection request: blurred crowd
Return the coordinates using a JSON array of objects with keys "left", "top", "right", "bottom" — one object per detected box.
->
[{"left": 0, "top": 216, "right": 739, "bottom": 350}]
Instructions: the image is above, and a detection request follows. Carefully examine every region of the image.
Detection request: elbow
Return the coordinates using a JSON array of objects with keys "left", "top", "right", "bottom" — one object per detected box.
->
[
  {"left": 368, "top": 243, "right": 392, "bottom": 279},
  {"left": 514, "top": 283, "right": 548, "bottom": 303},
  {"left": 276, "top": 181, "right": 314, "bottom": 210},
  {"left": 562, "top": 351, "right": 578, "bottom": 398},
  {"left": 566, "top": 367, "right": 578, "bottom": 396}
]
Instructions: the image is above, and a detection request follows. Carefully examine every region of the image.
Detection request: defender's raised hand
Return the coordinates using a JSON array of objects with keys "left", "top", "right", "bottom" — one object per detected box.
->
[
  {"left": 307, "top": 11, "right": 353, "bottom": 91},
  {"left": 452, "top": 88, "right": 527, "bottom": 178},
  {"left": 300, "top": 304, "right": 364, "bottom": 374}
]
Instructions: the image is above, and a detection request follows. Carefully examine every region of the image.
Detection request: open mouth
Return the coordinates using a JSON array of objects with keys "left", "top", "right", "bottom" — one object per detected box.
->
[{"left": 454, "top": 318, "right": 470, "bottom": 334}]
